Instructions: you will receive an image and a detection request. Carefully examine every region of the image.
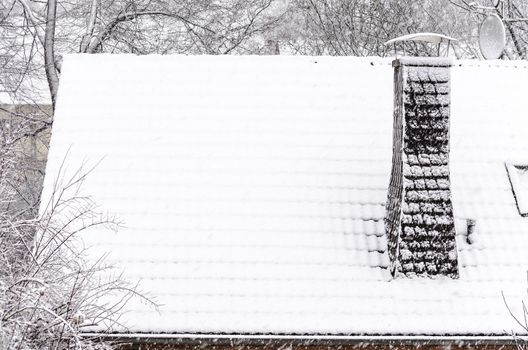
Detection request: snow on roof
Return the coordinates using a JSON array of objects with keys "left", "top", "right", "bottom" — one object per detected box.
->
[{"left": 42, "top": 54, "right": 528, "bottom": 336}]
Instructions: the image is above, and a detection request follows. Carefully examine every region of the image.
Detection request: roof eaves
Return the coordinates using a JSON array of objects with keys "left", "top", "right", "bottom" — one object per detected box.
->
[{"left": 80, "top": 333, "right": 525, "bottom": 346}]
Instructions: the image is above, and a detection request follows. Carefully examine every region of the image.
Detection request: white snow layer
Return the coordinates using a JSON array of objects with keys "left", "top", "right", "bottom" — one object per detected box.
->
[{"left": 41, "top": 54, "right": 528, "bottom": 335}]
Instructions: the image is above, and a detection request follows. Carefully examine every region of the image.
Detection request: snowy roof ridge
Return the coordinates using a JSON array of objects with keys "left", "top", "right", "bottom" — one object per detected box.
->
[{"left": 455, "top": 60, "right": 528, "bottom": 68}]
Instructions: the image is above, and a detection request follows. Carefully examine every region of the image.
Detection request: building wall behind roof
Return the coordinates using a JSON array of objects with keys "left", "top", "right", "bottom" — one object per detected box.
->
[{"left": 0, "top": 104, "right": 52, "bottom": 216}]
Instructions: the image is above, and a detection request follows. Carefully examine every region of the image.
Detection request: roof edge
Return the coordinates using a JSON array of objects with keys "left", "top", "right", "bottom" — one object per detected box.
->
[{"left": 80, "top": 333, "right": 526, "bottom": 346}]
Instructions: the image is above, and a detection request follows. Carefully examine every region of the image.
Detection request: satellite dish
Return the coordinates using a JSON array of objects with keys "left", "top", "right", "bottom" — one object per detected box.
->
[{"left": 479, "top": 14, "right": 506, "bottom": 59}]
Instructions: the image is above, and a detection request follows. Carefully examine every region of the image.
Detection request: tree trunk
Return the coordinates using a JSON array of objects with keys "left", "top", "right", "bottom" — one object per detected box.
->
[
  {"left": 80, "top": 0, "right": 99, "bottom": 53},
  {"left": 45, "top": 0, "right": 60, "bottom": 109}
]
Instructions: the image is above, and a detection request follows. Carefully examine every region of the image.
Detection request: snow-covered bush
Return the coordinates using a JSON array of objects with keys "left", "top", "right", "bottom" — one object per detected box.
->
[
  {"left": 504, "top": 290, "right": 528, "bottom": 350},
  {"left": 0, "top": 106, "right": 151, "bottom": 349}
]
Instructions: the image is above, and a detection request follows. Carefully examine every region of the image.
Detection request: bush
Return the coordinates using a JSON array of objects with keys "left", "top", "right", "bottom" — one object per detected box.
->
[{"left": 0, "top": 105, "right": 152, "bottom": 350}]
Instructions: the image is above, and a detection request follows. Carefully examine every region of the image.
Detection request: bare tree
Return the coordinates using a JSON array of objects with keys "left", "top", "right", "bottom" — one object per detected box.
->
[
  {"left": 1, "top": 0, "right": 286, "bottom": 108},
  {"left": 0, "top": 107, "right": 155, "bottom": 349},
  {"left": 281, "top": 0, "right": 515, "bottom": 58},
  {"left": 0, "top": 1, "right": 47, "bottom": 104}
]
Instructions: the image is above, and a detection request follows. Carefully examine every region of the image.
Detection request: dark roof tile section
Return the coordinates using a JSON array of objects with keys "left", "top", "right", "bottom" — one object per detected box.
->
[{"left": 386, "top": 58, "right": 458, "bottom": 278}]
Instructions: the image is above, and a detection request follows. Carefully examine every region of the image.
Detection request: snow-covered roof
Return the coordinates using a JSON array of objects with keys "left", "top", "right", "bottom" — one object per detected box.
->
[{"left": 42, "top": 54, "right": 528, "bottom": 336}]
